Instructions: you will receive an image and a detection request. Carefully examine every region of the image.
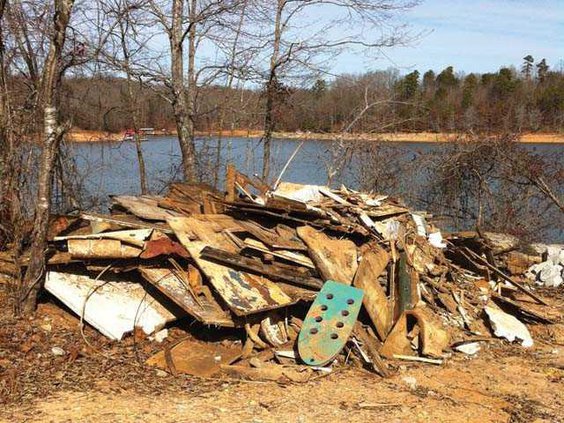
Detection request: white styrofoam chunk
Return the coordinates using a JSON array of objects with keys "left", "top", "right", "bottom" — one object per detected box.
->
[{"left": 485, "top": 306, "right": 533, "bottom": 348}]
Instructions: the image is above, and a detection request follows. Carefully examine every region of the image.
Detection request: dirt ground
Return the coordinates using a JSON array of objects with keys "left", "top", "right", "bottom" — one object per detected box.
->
[
  {"left": 1, "top": 285, "right": 563, "bottom": 423},
  {"left": 67, "top": 128, "right": 564, "bottom": 144}
]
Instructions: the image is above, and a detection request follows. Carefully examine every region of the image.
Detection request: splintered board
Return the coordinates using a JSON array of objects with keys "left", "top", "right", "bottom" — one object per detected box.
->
[
  {"left": 139, "top": 267, "right": 235, "bottom": 327},
  {"left": 297, "top": 226, "right": 358, "bottom": 285},
  {"left": 168, "top": 217, "right": 295, "bottom": 316},
  {"left": 111, "top": 195, "right": 182, "bottom": 221},
  {"left": 298, "top": 280, "right": 364, "bottom": 366}
]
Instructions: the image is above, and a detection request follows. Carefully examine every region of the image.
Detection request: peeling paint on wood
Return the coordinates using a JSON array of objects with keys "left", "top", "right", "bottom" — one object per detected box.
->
[
  {"left": 168, "top": 218, "right": 295, "bottom": 316},
  {"left": 139, "top": 267, "right": 234, "bottom": 327}
]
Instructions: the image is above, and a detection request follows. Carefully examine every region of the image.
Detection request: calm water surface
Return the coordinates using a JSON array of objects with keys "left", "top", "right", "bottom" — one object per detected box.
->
[{"left": 68, "top": 136, "right": 563, "bottom": 241}]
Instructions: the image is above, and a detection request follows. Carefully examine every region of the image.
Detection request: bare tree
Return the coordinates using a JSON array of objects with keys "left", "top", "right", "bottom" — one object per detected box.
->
[
  {"left": 248, "top": 0, "right": 420, "bottom": 180},
  {"left": 98, "top": 0, "right": 150, "bottom": 193},
  {"left": 21, "top": 0, "right": 75, "bottom": 315}
]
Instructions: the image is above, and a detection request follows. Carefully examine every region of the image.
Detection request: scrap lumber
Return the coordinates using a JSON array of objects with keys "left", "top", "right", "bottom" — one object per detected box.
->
[
  {"left": 139, "top": 267, "right": 235, "bottom": 327},
  {"left": 200, "top": 246, "right": 323, "bottom": 290},
  {"left": 54, "top": 228, "right": 153, "bottom": 247},
  {"left": 66, "top": 239, "right": 143, "bottom": 259},
  {"left": 242, "top": 238, "right": 315, "bottom": 269},
  {"left": 353, "top": 244, "right": 391, "bottom": 340},
  {"left": 407, "top": 307, "right": 450, "bottom": 358},
  {"left": 463, "top": 247, "right": 548, "bottom": 305},
  {"left": 168, "top": 217, "right": 295, "bottom": 316},
  {"left": 379, "top": 313, "right": 414, "bottom": 359},
  {"left": 111, "top": 195, "right": 182, "bottom": 221},
  {"left": 297, "top": 226, "right": 358, "bottom": 285},
  {"left": 239, "top": 220, "right": 307, "bottom": 251},
  {"left": 80, "top": 212, "right": 174, "bottom": 234}
]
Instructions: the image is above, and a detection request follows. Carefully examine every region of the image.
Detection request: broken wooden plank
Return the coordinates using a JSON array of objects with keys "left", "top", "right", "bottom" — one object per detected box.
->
[
  {"left": 242, "top": 238, "right": 315, "bottom": 269},
  {"left": 297, "top": 226, "right": 358, "bottom": 285},
  {"left": 111, "top": 195, "right": 182, "bottom": 221},
  {"left": 491, "top": 293, "right": 554, "bottom": 324},
  {"left": 353, "top": 245, "right": 391, "bottom": 340},
  {"left": 80, "top": 212, "right": 174, "bottom": 234},
  {"left": 463, "top": 247, "right": 548, "bottom": 305},
  {"left": 200, "top": 246, "right": 323, "bottom": 290},
  {"left": 168, "top": 216, "right": 238, "bottom": 252},
  {"left": 240, "top": 220, "right": 307, "bottom": 251},
  {"left": 66, "top": 239, "right": 143, "bottom": 259},
  {"left": 139, "top": 267, "right": 235, "bottom": 327},
  {"left": 379, "top": 313, "right": 415, "bottom": 359},
  {"left": 319, "top": 187, "right": 353, "bottom": 206},
  {"left": 407, "top": 307, "right": 450, "bottom": 358},
  {"left": 168, "top": 217, "right": 295, "bottom": 316},
  {"left": 54, "top": 228, "right": 153, "bottom": 247}
]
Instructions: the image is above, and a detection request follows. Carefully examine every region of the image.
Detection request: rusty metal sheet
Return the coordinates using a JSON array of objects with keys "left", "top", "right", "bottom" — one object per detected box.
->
[
  {"left": 298, "top": 280, "right": 364, "bottom": 366},
  {"left": 146, "top": 338, "right": 242, "bottom": 378},
  {"left": 140, "top": 237, "right": 189, "bottom": 259},
  {"left": 139, "top": 267, "right": 234, "bottom": 327},
  {"left": 112, "top": 195, "right": 182, "bottom": 221}
]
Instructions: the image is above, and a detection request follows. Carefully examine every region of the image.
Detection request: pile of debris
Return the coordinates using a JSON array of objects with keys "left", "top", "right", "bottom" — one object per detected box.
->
[
  {"left": 7, "top": 165, "right": 559, "bottom": 381},
  {"left": 525, "top": 245, "right": 564, "bottom": 288}
]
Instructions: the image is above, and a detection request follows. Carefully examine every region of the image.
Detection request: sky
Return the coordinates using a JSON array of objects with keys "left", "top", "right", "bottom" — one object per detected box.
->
[{"left": 336, "top": 0, "right": 564, "bottom": 75}]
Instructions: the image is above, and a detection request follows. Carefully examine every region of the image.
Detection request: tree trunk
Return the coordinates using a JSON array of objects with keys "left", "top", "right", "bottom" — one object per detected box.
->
[
  {"left": 214, "top": 0, "right": 247, "bottom": 187},
  {"left": 171, "top": 0, "right": 197, "bottom": 182},
  {"left": 262, "top": 0, "right": 283, "bottom": 181},
  {"left": 120, "top": 16, "right": 148, "bottom": 194},
  {"left": 0, "top": 0, "right": 11, "bottom": 178},
  {"left": 21, "top": 0, "right": 74, "bottom": 315},
  {"left": 187, "top": 0, "right": 197, "bottom": 146}
]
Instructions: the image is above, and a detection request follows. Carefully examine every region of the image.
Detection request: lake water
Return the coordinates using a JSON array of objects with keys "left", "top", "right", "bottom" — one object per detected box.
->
[{"left": 68, "top": 136, "right": 563, "bottom": 242}]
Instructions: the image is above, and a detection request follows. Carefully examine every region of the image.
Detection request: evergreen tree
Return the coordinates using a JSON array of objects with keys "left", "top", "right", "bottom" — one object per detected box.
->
[
  {"left": 537, "top": 59, "right": 549, "bottom": 83},
  {"left": 522, "top": 55, "right": 534, "bottom": 79},
  {"left": 462, "top": 73, "right": 478, "bottom": 109}
]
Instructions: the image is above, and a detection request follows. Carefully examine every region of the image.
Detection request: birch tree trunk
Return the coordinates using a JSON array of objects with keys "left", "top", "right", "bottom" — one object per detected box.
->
[
  {"left": 261, "top": 0, "right": 283, "bottom": 181},
  {"left": 171, "top": 0, "right": 197, "bottom": 181},
  {"left": 21, "top": 0, "right": 74, "bottom": 315}
]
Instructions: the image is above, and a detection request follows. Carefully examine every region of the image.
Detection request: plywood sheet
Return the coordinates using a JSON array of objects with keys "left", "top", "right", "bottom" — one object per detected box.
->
[
  {"left": 353, "top": 245, "right": 391, "bottom": 340},
  {"left": 297, "top": 226, "right": 358, "bottom": 285},
  {"left": 112, "top": 195, "right": 182, "bottom": 221},
  {"left": 168, "top": 217, "right": 295, "bottom": 316}
]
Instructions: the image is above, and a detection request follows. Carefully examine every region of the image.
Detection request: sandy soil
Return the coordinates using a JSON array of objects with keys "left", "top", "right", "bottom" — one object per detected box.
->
[
  {"left": 1, "top": 284, "right": 563, "bottom": 423},
  {"left": 3, "top": 341, "right": 563, "bottom": 423},
  {"left": 67, "top": 128, "right": 564, "bottom": 144}
]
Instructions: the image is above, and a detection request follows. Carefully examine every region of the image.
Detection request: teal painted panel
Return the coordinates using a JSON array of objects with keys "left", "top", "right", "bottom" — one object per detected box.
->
[{"left": 298, "top": 280, "right": 364, "bottom": 366}]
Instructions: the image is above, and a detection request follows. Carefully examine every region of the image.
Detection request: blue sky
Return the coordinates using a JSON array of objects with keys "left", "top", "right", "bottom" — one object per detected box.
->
[{"left": 336, "top": 0, "right": 564, "bottom": 75}]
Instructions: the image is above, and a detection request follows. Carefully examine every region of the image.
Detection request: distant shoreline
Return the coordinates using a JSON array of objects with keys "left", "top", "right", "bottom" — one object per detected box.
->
[{"left": 66, "top": 129, "right": 564, "bottom": 144}]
